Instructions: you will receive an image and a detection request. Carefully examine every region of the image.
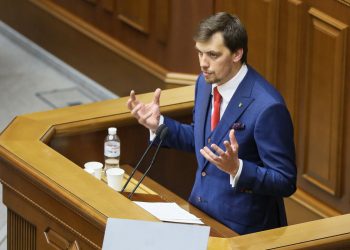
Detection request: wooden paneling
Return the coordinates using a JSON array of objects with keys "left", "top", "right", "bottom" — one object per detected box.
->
[
  {"left": 116, "top": 0, "right": 150, "bottom": 34},
  {"left": 82, "top": 0, "right": 97, "bottom": 5},
  {"left": 276, "top": 0, "right": 305, "bottom": 123},
  {"left": 44, "top": 228, "right": 81, "bottom": 250},
  {"left": 101, "top": 0, "right": 114, "bottom": 13},
  {"left": 8, "top": 210, "right": 36, "bottom": 250},
  {"left": 1, "top": 160, "right": 104, "bottom": 249},
  {"left": 49, "top": 0, "right": 210, "bottom": 73},
  {"left": 215, "top": 0, "right": 280, "bottom": 85},
  {"left": 300, "top": 8, "right": 347, "bottom": 197},
  {"left": 154, "top": 0, "right": 170, "bottom": 44}
]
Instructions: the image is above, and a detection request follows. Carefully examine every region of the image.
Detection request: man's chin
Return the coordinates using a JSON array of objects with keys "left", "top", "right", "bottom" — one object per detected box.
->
[{"left": 204, "top": 77, "right": 217, "bottom": 84}]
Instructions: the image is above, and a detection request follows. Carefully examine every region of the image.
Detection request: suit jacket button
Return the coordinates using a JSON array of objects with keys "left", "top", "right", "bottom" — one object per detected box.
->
[
  {"left": 197, "top": 197, "right": 201, "bottom": 202},
  {"left": 207, "top": 137, "right": 211, "bottom": 143},
  {"left": 201, "top": 171, "right": 206, "bottom": 177}
]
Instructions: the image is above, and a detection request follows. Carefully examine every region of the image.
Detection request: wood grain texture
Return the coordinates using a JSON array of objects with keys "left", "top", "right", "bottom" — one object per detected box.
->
[
  {"left": 8, "top": 210, "right": 36, "bottom": 250},
  {"left": 116, "top": 0, "right": 150, "bottom": 33},
  {"left": 301, "top": 8, "right": 347, "bottom": 196},
  {"left": 216, "top": 0, "right": 280, "bottom": 85}
]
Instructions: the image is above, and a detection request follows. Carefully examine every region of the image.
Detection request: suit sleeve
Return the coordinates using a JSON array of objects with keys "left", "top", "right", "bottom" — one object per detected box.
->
[
  {"left": 160, "top": 117, "right": 195, "bottom": 152},
  {"left": 236, "top": 103, "right": 297, "bottom": 197},
  {"left": 158, "top": 76, "right": 201, "bottom": 153}
]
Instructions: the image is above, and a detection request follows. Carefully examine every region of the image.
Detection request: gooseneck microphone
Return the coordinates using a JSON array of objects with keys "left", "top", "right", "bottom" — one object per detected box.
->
[
  {"left": 128, "top": 126, "right": 168, "bottom": 199},
  {"left": 121, "top": 124, "right": 167, "bottom": 193}
]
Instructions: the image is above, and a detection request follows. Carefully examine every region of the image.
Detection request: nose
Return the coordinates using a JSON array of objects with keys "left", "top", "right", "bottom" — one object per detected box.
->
[{"left": 199, "top": 54, "right": 209, "bottom": 69}]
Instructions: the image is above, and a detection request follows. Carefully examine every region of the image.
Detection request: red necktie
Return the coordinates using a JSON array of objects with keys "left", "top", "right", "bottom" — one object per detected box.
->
[{"left": 211, "top": 87, "right": 222, "bottom": 131}]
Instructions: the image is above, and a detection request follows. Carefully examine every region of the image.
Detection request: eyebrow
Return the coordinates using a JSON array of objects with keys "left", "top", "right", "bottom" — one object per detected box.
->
[{"left": 194, "top": 46, "right": 220, "bottom": 54}]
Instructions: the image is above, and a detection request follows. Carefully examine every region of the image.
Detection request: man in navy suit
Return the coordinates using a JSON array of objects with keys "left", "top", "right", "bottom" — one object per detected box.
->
[{"left": 127, "top": 12, "right": 297, "bottom": 235}]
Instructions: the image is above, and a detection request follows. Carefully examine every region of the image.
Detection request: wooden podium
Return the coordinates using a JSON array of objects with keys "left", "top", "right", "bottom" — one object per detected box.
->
[{"left": 1, "top": 86, "right": 350, "bottom": 249}]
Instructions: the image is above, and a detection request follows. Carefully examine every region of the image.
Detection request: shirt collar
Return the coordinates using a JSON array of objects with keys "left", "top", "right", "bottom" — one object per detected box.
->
[{"left": 212, "top": 64, "right": 248, "bottom": 101}]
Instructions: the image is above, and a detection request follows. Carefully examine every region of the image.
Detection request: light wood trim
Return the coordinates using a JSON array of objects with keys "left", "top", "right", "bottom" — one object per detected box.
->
[
  {"left": 44, "top": 227, "right": 75, "bottom": 249},
  {"left": 337, "top": 0, "right": 350, "bottom": 7},
  {"left": 165, "top": 72, "right": 198, "bottom": 85},
  {"left": 291, "top": 189, "right": 341, "bottom": 218},
  {"left": 29, "top": 0, "right": 196, "bottom": 86},
  {"left": 208, "top": 214, "right": 350, "bottom": 250},
  {"left": 309, "top": 8, "right": 349, "bottom": 30}
]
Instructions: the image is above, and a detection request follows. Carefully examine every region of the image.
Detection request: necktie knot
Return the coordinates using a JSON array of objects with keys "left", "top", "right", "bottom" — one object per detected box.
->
[{"left": 211, "top": 87, "right": 222, "bottom": 131}]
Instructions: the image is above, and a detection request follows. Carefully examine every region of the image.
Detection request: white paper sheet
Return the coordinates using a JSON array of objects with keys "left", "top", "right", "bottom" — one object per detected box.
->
[
  {"left": 103, "top": 218, "right": 210, "bottom": 250},
  {"left": 134, "top": 202, "right": 204, "bottom": 225}
]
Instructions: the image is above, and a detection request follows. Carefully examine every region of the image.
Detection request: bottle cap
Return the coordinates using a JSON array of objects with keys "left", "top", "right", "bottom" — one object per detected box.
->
[{"left": 108, "top": 127, "right": 117, "bottom": 135}]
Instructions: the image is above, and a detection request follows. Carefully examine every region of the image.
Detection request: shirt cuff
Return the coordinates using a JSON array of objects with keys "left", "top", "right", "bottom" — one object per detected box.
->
[
  {"left": 149, "top": 115, "right": 164, "bottom": 140},
  {"left": 230, "top": 159, "right": 243, "bottom": 187}
]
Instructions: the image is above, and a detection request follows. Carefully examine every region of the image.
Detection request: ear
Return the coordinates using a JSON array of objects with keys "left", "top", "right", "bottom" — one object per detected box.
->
[{"left": 232, "top": 48, "right": 243, "bottom": 63}]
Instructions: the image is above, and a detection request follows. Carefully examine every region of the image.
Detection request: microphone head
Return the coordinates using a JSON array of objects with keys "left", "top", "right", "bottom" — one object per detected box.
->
[
  {"left": 159, "top": 126, "right": 168, "bottom": 140},
  {"left": 155, "top": 124, "right": 166, "bottom": 136}
]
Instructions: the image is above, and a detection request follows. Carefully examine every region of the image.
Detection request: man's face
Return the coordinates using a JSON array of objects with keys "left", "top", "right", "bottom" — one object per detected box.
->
[{"left": 195, "top": 32, "right": 240, "bottom": 85}]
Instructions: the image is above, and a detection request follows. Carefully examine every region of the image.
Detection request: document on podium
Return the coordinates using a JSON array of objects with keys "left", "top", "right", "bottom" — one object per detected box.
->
[{"left": 134, "top": 201, "right": 204, "bottom": 224}]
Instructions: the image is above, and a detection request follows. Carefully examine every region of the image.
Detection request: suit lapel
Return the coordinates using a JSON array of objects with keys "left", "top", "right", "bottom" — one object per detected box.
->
[
  {"left": 202, "top": 68, "right": 256, "bottom": 169},
  {"left": 194, "top": 78, "right": 212, "bottom": 167}
]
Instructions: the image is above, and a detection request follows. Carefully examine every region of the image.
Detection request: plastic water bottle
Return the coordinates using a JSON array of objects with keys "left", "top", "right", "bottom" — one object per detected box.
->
[{"left": 104, "top": 127, "right": 120, "bottom": 172}]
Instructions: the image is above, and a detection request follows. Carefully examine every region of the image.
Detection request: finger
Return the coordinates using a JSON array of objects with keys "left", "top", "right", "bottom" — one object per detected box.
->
[
  {"left": 127, "top": 98, "right": 132, "bottom": 110},
  {"left": 200, "top": 148, "right": 224, "bottom": 170},
  {"left": 127, "top": 98, "right": 136, "bottom": 111},
  {"left": 211, "top": 144, "right": 225, "bottom": 156},
  {"left": 130, "top": 103, "right": 143, "bottom": 119},
  {"left": 153, "top": 88, "right": 161, "bottom": 105},
  {"left": 138, "top": 110, "right": 153, "bottom": 124},
  {"left": 229, "top": 129, "right": 238, "bottom": 148},
  {"left": 224, "top": 141, "right": 235, "bottom": 154},
  {"left": 200, "top": 148, "right": 215, "bottom": 163},
  {"left": 223, "top": 140, "right": 235, "bottom": 155},
  {"left": 202, "top": 146, "right": 220, "bottom": 161},
  {"left": 127, "top": 90, "right": 139, "bottom": 110},
  {"left": 130, "top": 90, "right": 136, "bottom": 101}
]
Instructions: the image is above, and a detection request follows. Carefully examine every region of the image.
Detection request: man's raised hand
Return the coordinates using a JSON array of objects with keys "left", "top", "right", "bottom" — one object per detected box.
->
[{"left": 127, "top": 88, "right": 161, "bottom": 132}]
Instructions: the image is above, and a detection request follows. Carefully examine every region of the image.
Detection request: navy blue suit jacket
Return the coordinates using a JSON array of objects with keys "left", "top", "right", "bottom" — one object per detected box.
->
[{"left": 162, "top": 66, "right": 297, "bottom": 234}]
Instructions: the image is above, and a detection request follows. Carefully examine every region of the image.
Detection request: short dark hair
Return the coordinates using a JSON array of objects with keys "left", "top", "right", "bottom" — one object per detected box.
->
[{"left": 194, "top": 12, "right": 248, "bottom": 63}]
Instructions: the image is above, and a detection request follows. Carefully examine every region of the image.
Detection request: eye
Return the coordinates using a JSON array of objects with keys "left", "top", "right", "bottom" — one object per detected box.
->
[
  {"left": 208, "top": 52, "right": 219, "bottom": 59},
  {"left": 198, "top": 51, "right": 203, "bottom": 57}
]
